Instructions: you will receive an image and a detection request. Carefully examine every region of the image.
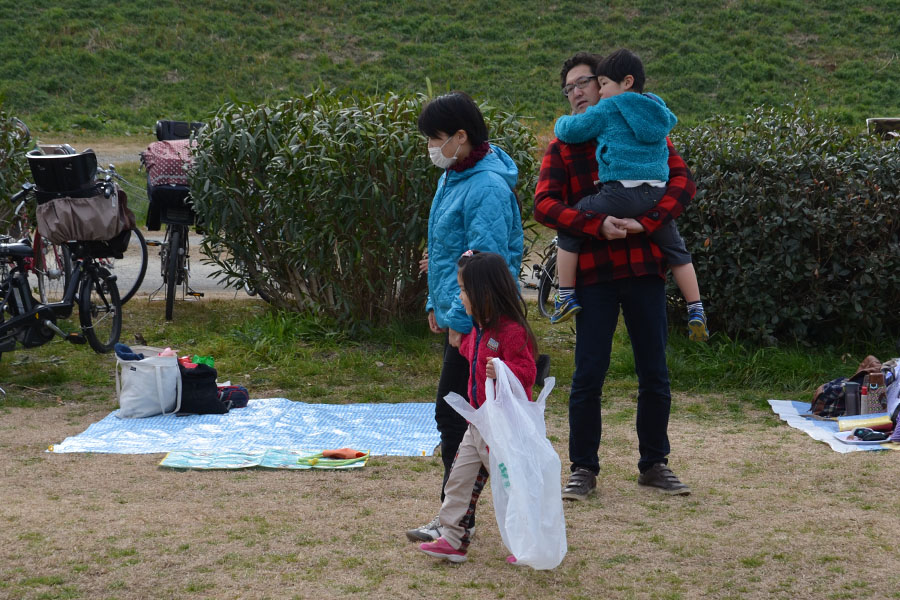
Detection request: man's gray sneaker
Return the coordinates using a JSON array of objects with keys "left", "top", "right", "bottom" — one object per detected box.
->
[
  {"left": 406, "top": 515, "right": 441, "bottom": 542},
  {"left": 637, "top": 463, "right": 691, "bottom": 495},
  {"left": 561, "top": 467, "right": 597, "bottom": 501}
]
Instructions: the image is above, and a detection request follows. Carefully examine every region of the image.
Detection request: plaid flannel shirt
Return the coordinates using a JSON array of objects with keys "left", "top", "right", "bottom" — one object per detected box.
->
[{"left": 533, "top": 137, "right": 696, "bottom": 286}]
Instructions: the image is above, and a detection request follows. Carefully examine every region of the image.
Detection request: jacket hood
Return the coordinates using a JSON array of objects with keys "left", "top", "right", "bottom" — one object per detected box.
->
[
  {"left": 447, "top": 144, "right": 518, "bottom": 190},
  {"left": 612, "top": 92, "right": 677, "bottom": 144}
]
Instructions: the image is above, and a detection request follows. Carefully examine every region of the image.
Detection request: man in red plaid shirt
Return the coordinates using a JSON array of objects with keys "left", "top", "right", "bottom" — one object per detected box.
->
[{"left": 534, "top": 52, "right": 696, "bottom": 500}]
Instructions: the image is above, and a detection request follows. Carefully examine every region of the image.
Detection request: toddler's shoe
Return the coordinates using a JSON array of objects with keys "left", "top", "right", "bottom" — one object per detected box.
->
[
  {"left": 688, "top": 311, "right": 709, "bottom": 342},
  {"left": 550, "top": 294, "right": 581, "bottom": 324},
  {"left": 419, "top": 537, "right": 467, "bottom": 563}
]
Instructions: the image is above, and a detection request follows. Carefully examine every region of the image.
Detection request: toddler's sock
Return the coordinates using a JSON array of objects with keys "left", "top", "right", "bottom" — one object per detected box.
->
[
  {"left": 687, "top": 300, "right": 704, "bottom": 316},
  {"left": 558, "top": 286, "right": 575, "bottom": 301}
]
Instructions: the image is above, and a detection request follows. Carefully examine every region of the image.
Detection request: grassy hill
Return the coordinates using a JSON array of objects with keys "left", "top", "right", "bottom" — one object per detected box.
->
[{"left": 1, "top": 0, "right": 898, "bottom": 135}]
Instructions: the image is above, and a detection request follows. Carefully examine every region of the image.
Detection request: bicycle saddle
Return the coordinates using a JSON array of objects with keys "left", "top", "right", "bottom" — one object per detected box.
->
[{"left": 0, "top": 240, "right": 34, "bottom": 257}]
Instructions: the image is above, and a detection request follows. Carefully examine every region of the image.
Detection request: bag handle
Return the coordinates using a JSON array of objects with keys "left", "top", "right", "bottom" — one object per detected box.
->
[
  {"left": 444, "top": 391, "right": 477, "bottom": 422},
  {"left": 158, "top": 362, "right": 183, "bottom": 415},
  {"left": 115, "top": 358, "right": 123, "bottom": 399}
]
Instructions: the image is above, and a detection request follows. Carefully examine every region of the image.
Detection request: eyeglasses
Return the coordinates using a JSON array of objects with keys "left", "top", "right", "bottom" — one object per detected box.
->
[{"left": 562, "top": 75, "right": 598, "bottom": 97}]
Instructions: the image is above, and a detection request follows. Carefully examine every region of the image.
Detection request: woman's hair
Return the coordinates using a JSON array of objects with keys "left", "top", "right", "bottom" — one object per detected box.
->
[
  {"left": 418, "top": 91, "right": 489, "bottom": 146},
  {"left": 457, "top": 251, "right": 537, "bottom": 355}
]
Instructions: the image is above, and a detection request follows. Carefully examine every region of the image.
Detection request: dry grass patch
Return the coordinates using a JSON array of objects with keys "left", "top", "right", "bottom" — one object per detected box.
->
[{"left": 2, "top": 391, "right": 899, "bottom": 599}]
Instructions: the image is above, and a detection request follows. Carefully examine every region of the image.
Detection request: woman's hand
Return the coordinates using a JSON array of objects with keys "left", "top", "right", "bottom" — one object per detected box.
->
[
  {"left": 621, "top": 218, "right": 645, "bottom": 234},
  {"left": 485, "top": 357, "right": 496, "bottom": 379},
  {"left": 427, "top": 311, "right": 446, "bottom": 334},
  {"left": 448, "top": 328, "right": 463, "bottom": 348},
  {"left": 419, "top": 250, "right": 429, "bottom": 274}
]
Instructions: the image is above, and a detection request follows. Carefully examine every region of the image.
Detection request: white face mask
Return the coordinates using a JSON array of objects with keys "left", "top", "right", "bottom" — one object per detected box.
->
[{"left": 428, "top": 135, "right": 459, "bottom": 169}]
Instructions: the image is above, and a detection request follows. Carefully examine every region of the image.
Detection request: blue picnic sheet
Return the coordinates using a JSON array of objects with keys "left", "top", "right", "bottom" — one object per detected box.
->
[
  {"left": 49, "top": 398, "right": 440, "bottom": 457},
  {"left": 768, "top": 400, "right": 897, "bottom": 453}
]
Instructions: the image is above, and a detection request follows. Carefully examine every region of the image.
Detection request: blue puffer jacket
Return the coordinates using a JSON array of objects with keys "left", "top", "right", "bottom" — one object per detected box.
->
[
  {"left": 426, "top": 144, "right": 523, "bottom": 334},
  {"left": 554, "top": 92, "right": 677, "bottom": 183}
]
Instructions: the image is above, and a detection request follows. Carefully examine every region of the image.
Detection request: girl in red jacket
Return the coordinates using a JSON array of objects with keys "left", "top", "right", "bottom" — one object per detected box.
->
[{"left": 419, "top": 250, "right": 537, "bottom": 564}]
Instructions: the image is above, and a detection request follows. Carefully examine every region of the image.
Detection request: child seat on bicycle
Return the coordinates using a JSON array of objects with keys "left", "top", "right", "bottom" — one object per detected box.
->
[{"left": 26, "top": 150, "right": 99, "bottom": 201}]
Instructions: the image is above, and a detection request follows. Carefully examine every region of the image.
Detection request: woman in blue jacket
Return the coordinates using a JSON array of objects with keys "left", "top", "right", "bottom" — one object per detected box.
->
[{"left": 406, "top": 91, "right": 524, "bottom": 543}]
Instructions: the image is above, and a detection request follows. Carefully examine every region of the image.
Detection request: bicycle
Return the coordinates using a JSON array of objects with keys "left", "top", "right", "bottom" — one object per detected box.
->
[
  {"left": 0, "top": 235, "right": 122, "bottom": 359},
  {"left": 1, "top": 176, "right": 123, "bottom": 361},
  {"left": 143, "top": 120, "right": 204, "bottom": 321},
  {"left": 94, "top": 165, "right": 148, "bottom": 304},
  {"left": 6, "top": 144, "right": 149, "bottom": 306},
  {"left": 5, "top": 188, "right": 71, "bottom": 304},
  {"left": 531, "top": 235, "right": 558, "bottom": 319}
]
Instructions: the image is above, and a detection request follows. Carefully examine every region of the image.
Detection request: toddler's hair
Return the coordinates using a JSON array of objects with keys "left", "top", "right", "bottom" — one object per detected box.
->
[
  {"left": 597, "top": 48, "right": 645, "bottom": 93},
  {"left": 457, "top": 251, "right": 537, "bottom": 355}
]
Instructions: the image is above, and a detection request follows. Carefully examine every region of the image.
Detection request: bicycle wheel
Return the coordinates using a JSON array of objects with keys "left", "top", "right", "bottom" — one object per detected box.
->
[
  {"left": 35, "top": 240, "right": 72, "bottom": 304},
  {"left": 164, "top": 227, "right": 181, "bottom": 321},
  {"left": 101, "top": 227, "right": 148, "bottom": 305},
  {"left": 79, "top": 266, "right": 122, "bottom": 353},
  {"left": 536, "top": 255, "right": 558, "bottom": 319}
]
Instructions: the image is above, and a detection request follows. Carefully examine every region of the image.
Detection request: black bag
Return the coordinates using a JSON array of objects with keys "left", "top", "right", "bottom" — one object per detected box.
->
[
  {"left": 177, "top": 364, "right": 230, "bottom": 415},
  {"left": 218, "top": 385, "right": 250, "bottom": 408}
]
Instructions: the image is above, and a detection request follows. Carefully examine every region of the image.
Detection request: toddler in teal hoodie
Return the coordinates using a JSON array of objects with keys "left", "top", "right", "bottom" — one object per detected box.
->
[{"left": 549, "top": 49, "right": 708, "bottom": 342}]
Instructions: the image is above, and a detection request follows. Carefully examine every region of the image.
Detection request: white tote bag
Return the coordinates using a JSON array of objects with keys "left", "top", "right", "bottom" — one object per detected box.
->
[
  {"left": 115, "top": 355, "right": 182, "bottom": 418},
  {"left": 445, "top": 358, "right": 567, "bottom": 570}
]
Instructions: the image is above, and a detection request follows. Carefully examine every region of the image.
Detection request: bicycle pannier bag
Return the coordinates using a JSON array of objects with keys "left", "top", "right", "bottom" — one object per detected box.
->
[
  {"left": 142, "top": 140, "right": 194, "bottom": 187},
  {"left": 36, "top": 188, "right": 136, "bottom": 245},
  {"left": 115, "top": 355, "right": 182, "bottom": 418}
]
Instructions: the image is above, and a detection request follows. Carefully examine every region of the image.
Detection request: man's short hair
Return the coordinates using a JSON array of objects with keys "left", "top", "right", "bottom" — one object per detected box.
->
[
  {"left": 559, "top": 52, "right": 604, "bottom": 88},
  {"left": 597, "top": 49, "right": 646, "bottom": 93}
]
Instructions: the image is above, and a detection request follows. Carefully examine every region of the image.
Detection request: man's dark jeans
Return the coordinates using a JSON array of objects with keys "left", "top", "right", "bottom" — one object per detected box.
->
[{"left": 568, "top": 276, "right": 672, "bottom": 475}]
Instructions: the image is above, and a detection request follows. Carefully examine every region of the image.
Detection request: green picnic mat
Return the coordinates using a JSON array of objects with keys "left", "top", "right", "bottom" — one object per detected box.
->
[{"left": 159, "top": 449, "right": 369, "bottom": 470}]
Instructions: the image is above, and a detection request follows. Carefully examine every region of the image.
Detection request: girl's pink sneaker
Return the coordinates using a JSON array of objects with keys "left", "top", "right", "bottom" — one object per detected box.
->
[{"left": 419, "top": 537, "right": 467, "bottom": 563}]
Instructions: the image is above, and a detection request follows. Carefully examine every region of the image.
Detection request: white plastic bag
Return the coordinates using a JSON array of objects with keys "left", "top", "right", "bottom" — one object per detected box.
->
[
  {"left": 445, "top": 358, "right": 567, "bottom": 570},
  {"left": 115, "top": 355, "right": 182, "bottom": 418}
]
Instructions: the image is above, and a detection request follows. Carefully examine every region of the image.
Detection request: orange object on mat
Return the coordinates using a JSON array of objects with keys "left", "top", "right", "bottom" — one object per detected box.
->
[{"left": 323, "top": 448, "right": 366, "bottom": 459}]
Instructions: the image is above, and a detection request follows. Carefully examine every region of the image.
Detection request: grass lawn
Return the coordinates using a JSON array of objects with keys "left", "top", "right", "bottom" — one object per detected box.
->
[{"left": 1, "top": 299, "right": 898, "bottom": 599}]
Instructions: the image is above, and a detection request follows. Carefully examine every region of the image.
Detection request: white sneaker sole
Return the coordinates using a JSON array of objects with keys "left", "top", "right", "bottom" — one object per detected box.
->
[{"left": 405, "top": 529, "right": 440, "bottom": 542}]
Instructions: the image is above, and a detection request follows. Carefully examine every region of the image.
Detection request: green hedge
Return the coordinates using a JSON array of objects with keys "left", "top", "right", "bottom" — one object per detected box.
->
[
  {"left": 190, "top": 89, "right": 536, "bottom": 326},
  {"left": 0, "top": 107, "right": 31, "bottom": 227},
  {"left": 671, "top": 102, "right": 900, "bottom": 345}
]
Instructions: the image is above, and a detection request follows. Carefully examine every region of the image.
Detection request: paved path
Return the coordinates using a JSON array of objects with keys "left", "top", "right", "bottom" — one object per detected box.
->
[
  {"left": 117, "top": 229, "right": 251, "bottom": 301},
  {"left": 116, "top": 228, "right": 541, "bottom": 306}
]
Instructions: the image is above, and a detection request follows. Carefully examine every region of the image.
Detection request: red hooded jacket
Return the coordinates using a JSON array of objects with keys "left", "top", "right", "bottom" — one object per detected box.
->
[{"left": 458, "top": 316, "right": 536, "bottom": 408}]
